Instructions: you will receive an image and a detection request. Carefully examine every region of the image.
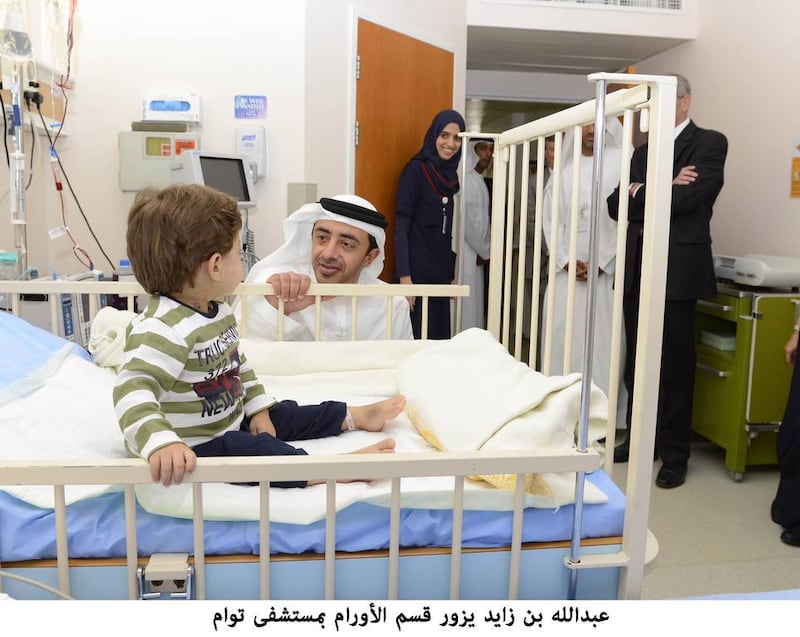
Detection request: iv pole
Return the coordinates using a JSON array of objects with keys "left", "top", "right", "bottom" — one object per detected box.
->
[
  {"left": 8, "top": 60, "right": 27, "bottom": 278},
  {"left": 0, "top": 0, "right": 34, "bottom": 280}
]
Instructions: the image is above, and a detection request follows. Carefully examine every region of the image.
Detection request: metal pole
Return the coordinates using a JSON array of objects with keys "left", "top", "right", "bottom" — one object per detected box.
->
[
  {"left": 567, "top": 77, "right": 608, "bottom": 600},
  {"left": 9, "top": 62, "right": 27, "bottom": 278},
  {"left": 454, "top": 135, "right": 469, "bottom": 334}
]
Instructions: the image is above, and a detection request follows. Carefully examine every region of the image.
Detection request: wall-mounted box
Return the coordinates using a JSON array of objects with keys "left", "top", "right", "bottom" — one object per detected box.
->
[
  {"left": 142, "top": 94, "right": 201, "bottom": 123},
  {"left": 118, "top": 130, "right": 198, "bottom": 191}
]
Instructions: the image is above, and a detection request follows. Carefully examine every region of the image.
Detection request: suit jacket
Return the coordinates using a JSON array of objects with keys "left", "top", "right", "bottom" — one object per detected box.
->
[{"left": 608, "top": 121, "right": 728, "bottom": 300}]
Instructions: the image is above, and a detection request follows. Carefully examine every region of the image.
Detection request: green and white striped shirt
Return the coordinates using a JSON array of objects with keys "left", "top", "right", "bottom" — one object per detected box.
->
[{"left": 113, "top": 295, "right": 276, "bottom": 460}]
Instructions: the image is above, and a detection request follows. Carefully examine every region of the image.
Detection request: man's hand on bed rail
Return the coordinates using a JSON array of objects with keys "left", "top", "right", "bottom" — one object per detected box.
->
[
  {"left": 265, "top": 272, "right": 335, "bottom": 314},
  {"left": 149, "top": 443, "right": 197, "bottom": 487}
]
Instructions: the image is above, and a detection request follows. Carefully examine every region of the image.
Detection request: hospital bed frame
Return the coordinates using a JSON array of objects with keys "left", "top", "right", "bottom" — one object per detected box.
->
[{"left": 0, "top": 72, "right": 676, "bottom": 601}]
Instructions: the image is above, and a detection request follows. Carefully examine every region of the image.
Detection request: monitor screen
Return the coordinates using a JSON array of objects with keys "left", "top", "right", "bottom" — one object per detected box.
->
[
  {"left": 200, "top": 156, "right": 250, "bottom": 204},
  {"left": 170, "top": 151, "right": 256, "bottom": 208}
]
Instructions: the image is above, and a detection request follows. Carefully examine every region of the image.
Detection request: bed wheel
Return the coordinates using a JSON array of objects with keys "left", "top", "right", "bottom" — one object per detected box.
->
[{"left": 729, "top": 471, "right": 744, "bottom": 483}]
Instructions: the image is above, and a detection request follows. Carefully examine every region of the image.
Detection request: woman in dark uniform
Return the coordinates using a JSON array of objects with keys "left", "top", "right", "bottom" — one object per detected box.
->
[
  {"left": 394, "top": 109, "right": 465, "bottom": 339},
  {"left": 772, "top": 319, "right": 800, "bottom": 546}
]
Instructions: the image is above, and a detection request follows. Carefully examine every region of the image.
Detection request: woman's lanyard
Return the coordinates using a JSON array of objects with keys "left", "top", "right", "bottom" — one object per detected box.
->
[{"left": 420, "top": 163, "right": 451, "bottom": 234}]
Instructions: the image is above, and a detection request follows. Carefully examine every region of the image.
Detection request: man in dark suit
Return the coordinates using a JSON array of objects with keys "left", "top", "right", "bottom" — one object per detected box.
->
[{"left": 607, "top": 74, "right": 728, "bottom": 489}]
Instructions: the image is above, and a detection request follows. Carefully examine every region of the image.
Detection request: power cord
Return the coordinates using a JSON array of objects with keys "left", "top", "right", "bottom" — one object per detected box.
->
[
  {"left": 23, "top": 82, "right": 39, "bottom": 190},
  {"left": 0, "top": 568, "right": 74, "bottom": 600},
  {"left": 0, "top": 86, "right": 8, "bottom": 167},
  {"left": 36, "top": 103, "right": 114, "bottom": 272}
]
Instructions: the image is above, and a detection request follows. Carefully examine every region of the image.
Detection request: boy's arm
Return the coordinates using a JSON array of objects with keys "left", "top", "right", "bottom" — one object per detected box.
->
[
  {"left": 240, "top": 356, "right": 278, "bottom": 435},
  {"left": 239, "top": 350, "right": 279, "bottom": 418},
  {"left": 113, "top": 319, "right": 188, "bottom": 460}
]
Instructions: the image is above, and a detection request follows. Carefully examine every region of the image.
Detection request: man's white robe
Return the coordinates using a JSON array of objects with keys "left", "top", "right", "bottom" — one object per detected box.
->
[{"left": 541, "top": 120, "right": 628, "bottom": 428}]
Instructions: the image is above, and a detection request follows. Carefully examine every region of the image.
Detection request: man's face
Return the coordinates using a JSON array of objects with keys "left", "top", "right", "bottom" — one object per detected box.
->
[
  {"left": 311, "top": 219, "right": 379, "bottom": 284},
  {"left": 474, "top": 141, "right": 494, "bottom": 171},
  {"left": 581, "top": 124, "right": 595, "bottom": 156},
  {"left": 544, "top": 140, "right": 555, "bottom": 169},
  {"left": 675, "top": 94, "right": 691, "bottom": 125}
]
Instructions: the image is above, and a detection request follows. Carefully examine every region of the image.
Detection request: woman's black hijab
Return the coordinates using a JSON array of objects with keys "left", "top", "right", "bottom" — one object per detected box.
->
[{"left": 412, "top": 109, "right": 465, "bottom": 197}]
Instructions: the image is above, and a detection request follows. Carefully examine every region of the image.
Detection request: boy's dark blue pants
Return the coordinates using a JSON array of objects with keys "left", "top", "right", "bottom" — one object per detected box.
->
[{"left": 191, "top": 400, "right": 346, "bottom": 488}]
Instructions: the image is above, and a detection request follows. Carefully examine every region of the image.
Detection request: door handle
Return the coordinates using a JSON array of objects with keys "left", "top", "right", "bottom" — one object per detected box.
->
[
  {"left": 697, "top": 300, "right": 733, "bottom": 313},
  {"left": 696, "top": 363, "right": 730, "bottom": 378}
]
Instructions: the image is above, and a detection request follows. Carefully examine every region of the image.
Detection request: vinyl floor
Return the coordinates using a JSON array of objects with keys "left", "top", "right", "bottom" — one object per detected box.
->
[{"left": 611, "top": 437, "right": 800, "bottom": 599}]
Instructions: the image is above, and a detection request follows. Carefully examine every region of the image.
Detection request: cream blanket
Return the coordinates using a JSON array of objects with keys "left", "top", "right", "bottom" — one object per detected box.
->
[
  {"left": 87, "top": 306, "right": 138, "bottom": 371},
  {"left": 0, "top": 324, "right": 608, "bottom": 524},
  {"left": 397, "top": 328, "right": 608, "bottom": 505}
]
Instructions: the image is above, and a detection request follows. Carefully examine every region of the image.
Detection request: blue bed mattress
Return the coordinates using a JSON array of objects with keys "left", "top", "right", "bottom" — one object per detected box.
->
[{"left": 0, "top": 471, "right": 624, "bottom": 561}]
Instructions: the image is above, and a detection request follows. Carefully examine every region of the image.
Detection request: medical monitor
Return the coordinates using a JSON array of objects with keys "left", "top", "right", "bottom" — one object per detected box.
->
[{"left": 170, "top": 151, "right": 256, "bottom": 208}]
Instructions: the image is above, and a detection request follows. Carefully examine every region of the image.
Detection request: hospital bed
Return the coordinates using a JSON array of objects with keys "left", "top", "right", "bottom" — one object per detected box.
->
[{"left": 0, "top": 72, "right": 676, "bottom": 601}]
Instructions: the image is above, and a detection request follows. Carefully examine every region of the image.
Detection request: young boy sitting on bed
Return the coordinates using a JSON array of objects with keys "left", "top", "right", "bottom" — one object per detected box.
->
[{"left": 113, "top": 184, "right": 404, "bottom": 488}]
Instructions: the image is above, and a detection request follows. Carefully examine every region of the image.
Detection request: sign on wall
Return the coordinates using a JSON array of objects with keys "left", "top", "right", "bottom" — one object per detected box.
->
[
  {"left": 792, "top": 139, "right": 800, "bottom": 198},
  {"left": 234, "top": 95, "right": 267, "bottom": 120}
]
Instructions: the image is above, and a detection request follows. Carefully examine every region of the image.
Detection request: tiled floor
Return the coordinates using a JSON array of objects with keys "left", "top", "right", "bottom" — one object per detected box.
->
[{"left": 611, "top": 439, "right": 800, "bottom": 599}]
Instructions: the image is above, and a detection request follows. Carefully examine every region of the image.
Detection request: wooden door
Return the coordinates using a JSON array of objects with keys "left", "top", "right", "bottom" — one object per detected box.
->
[{"left": 354, "top": 19, "right": 454, "bottom": 281}]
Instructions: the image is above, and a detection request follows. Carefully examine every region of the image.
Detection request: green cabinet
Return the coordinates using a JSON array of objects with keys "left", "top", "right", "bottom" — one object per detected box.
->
[{"left": 692, "top": 285, "right": 800, "bottom": 480}]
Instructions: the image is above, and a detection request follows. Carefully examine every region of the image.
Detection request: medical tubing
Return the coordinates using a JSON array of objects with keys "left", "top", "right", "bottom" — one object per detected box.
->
[
  {"left": 246, "top": 228, "right": 256, "bottom": 269},
  {"left": 0, "top": 81, "right": 8, "bottom": 166},
  {"left": 37, "top": 106, "right": 115, "bottom": 272}
]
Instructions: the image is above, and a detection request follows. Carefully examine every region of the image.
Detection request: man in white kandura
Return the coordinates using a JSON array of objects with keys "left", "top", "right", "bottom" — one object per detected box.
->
[
  {"left": 541, "top": 118, "right": 628, "bottom": 427},
  {"left": 236, "top": 195, "right": 413, "bottom": 341},
  {"left": 461, "top": 139, "right": 493, "bottom": 330}
]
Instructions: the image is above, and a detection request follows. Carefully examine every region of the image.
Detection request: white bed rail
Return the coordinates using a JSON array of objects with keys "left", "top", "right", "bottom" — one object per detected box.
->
[
  {"left": 0, "top": 449, "right": 604, "bottom": 601},
  {"left": 0, "top": 279, "right": 469, "bottom": 343}
]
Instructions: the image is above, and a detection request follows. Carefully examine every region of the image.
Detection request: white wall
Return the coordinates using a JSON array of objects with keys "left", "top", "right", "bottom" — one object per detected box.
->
[
  {"left": 2, "top": 0, "right": 306, "bottom": 277},
  {"left": 635, "top": 0, "right": 800, "bottom": 258},
  {"left": 1, "top": 0, "right": 467, "bottom": 279}
]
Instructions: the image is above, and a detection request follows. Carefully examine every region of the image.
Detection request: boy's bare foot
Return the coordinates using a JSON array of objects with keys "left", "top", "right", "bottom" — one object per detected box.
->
[
  {"left": 351, "top": 438, "right": 396, "bottom": 454},
  {"left": 347, "top": 395, "right": 406, "bottom": 432}
]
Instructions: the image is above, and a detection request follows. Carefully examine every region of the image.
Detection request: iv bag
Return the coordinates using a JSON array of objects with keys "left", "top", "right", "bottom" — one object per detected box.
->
[{"left": 0, "top": 0, "right": 32, "bottom": 63}]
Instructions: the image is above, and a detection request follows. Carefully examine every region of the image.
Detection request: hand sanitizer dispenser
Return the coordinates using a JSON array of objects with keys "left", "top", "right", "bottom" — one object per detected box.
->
[{"left": 235, "top": 125, "right": 267, "bottom": 182}]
